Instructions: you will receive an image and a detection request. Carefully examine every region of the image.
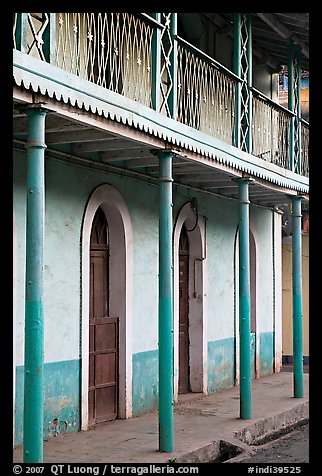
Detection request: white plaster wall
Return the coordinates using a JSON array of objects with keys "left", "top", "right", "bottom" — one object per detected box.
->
[
  {"left": 13, "top": 208, "right": 17, "bottom": 444},
  {"left": 130, "top": 197, "right": 159, "bottom": 355},
  {"left": 274, "top": 210, "right": 283, "bottom": 372},
  {"left": 14, "top": 149, "right": 278, "bottom": 381},
  {"left": 13, "top": 151, "right": 26, "bottom": 367},
  {"left": 204, "top": 198, "right": 238, "bottom": 341},
  {"left": 13, "top": 152, "right": 161, "bottom": 366},
  {"left": 250, "top": 207, "right": 274, "bottom": 334}
]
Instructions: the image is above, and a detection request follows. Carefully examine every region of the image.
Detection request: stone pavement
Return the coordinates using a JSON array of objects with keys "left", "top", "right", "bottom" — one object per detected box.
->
[{"left": 13, "top": 370, "right": 309, "bottom": 464}]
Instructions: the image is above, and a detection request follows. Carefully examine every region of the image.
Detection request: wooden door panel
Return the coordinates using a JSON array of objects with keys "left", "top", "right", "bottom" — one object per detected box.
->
[
  {"left": 89, "top": 354, "right": 95, "bottom": 388},
  {"left": 95, "top": 353, "right": 117, "bottom": 385},
  {"left": 89, "top": 325, "right": 94, "bottom": 353},
  {"left": 89, "top": 316, "right": 119, "bottom": 424},
  {"left": 90, "top": 252, "right": 108, "bottom": 320},
  {"left": 96, "top": 386, "right": 117, "bottom": 421},
  {"left": 95, "top": 321, "right": 117, "bottom": 351}
]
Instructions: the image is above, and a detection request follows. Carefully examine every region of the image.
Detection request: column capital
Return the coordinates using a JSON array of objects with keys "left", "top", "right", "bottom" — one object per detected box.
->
[
  {"left": 16, "top": 103, "right": 49, "bottom": 116},
  {"left": 235, "top": 177, "right": 255, "bottom": 184},
  {"left": 288, "top": 194, "right": 303, "bottom": 202},
  {"left": 150, "top": 148, "right": 179, "bottom": 159},
  {"left": 289, "top": 195, "right": 303, "bottom": 218}
]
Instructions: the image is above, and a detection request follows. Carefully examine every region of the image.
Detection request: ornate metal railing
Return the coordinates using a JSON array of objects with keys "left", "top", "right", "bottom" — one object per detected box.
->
[
  {"left": 301, "top": 120, "right": 309, "bottom": 177},
  {"left": 13, "top": 13, "right": 309, "bottom": 177},
  {"left": 55, "top": 13, "right": 153, "bottom": 107},
  {"left": 252, "top": 88, "right": 293, "bottom": 170},
  {"left": 177, "top": 38, "right": 238, "bottom": 145}
]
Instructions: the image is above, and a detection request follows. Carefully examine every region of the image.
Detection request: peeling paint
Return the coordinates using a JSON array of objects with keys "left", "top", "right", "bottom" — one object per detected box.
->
[
  {"left": 14, "top": 359, "right": 80, "bottom": 447},
  {"left": 207, "top": 338, "right": 235, "bottom": 393},
  {"left": 132, "top": 350, "right": 159, "bottom": 416},
  {"left": 259, "top": 332, "right": 274, "bottom": 376}
]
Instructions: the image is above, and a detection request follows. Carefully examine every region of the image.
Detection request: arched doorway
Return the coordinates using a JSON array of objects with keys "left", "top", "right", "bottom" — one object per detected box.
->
[
  {"left": 81, "top": 184, "right": 133, "bottom": 430},
  {"left": 173, "top": 201, "right": 207, "bottom": 400},
  {"left": 89, "top": 207, "right": 119, "bottom": 425},
  {"left": 179, "top": 225, "right": 190, "bottom": 393}
]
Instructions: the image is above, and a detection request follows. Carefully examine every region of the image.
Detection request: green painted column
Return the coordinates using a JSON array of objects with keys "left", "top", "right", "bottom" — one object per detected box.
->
[
  {"left": 246, "top": 13, "right": 253, "bottom": 154},
  {"left": 169, "top": 13, "right": 177, "bottom": 120},
  {"left": 157, "top": 150, "right": 175, "bottom": 452},
  {"left": 23, "top": 106, "right": 47, "bottom": 463},
  {"left": 295, "top": 45, "right": 302, "bottom": 174},
  {"left": 233, "top": 13, "right": 252, "bottom": 153},
  {"left": 233, "top": 13, "right": 241, "bottom": 148},
  {"left": 291, "top": 196, "right": 304, "bottom": 398},
  {"left": 151, "top": 13, "right": 161, "bottom": 112},
  {"left": 287, "top": 38, "right": 295, "bottom": 171},
  {"left": 237, "top": 178, "right": 252, "bottom": 419}
]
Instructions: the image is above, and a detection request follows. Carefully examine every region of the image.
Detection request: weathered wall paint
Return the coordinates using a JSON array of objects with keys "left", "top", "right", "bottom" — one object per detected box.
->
[
  {"left": 13, "top": 151, "right": 27, "bottom": 367},
  {"left": 130, "top": 191, "right": 159, "bottom": 355},
  {"left": 14, "top": 151, "right": 161, "bottom": 365},
  {"left": 204, "top": 199, "right": 238, "bottom": 342},
  {"left": 132, "top": 350, "right": 159, "bottom": 416},
  {"left": 274, "top": 211, "right": 283, "bottom": 372},
  {"left": 249, "top": 207, "right": 274, "bottom": 334},
  {"left": 13, "top": 145, "right": 280, "bottom": 445},
  {"left": 15, "top": 359, "right": 80, "bottom": 446},
  {"left": 282, "top": 234, "right": 309, "bottom": 357},
  {"left": 207, "top": 338, "right": 235, "bottom": 392},
  {"left": 259, "top": 332, "right": 274, "bottom": 376}
]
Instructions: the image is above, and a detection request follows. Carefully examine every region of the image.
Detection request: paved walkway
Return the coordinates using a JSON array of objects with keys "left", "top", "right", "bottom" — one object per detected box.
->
[{"left": 13, "top": 370, "right": 309, "bottom": 464}]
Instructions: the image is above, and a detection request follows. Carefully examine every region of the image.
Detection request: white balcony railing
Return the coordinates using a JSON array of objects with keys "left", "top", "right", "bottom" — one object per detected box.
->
[{"left": 13, "top": 12, "right": 309, "bottom": 177}]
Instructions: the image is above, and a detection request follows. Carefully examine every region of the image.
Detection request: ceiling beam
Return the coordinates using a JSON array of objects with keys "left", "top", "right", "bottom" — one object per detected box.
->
[
  {"left": 204, "top": 184, "right": 237, "bottom": 189},
  {"left": 173, "top": 167, "right": 221, "bottom": 176},
  {"left": 72, "top": 139, "right": 143, "bottom": 153},
  {"left": 45, "top": 129, "right": 112, "bottom": 145},
  {"left": 100, "top": 148, "right": 152, "bottom": 162},
  {"left": 178, "top": 174, "right": 231, "bottom": 183},
  {"left": 255, "top": 13, "right": 309, "bottom": 59}
]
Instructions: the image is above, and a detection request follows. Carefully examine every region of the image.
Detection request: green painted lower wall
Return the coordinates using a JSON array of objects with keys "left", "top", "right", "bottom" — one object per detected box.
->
[
  {"left": 259, "top": 332, "right": 274, "bottom": 376},
  {"left": 132, "top": 349, "right": 159, "bottom": 416},
  {"left": 207, "top": 337, "right": 235, "bottom": 392},
  {"left": 14, "top": 333, "right": 276, "bottom": 446},
  {"left": 207, "top": 333, "right": 275, "bottom": 391},
  {"left": 15, "top": 359, "right": 80, "bottom": 446}
]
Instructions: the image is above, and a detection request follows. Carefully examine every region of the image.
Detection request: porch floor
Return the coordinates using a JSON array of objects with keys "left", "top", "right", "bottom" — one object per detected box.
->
[{"left": 13, "top": 369, "right": 309, "bottom": 463}]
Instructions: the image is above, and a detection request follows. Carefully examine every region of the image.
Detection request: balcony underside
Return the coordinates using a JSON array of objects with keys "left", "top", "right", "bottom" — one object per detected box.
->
[{"left": 13, "top": 50, "right": 308, "bottom": 208}]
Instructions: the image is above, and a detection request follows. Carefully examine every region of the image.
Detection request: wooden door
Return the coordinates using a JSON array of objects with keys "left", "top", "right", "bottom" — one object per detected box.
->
[
  {"left": 89, "top": 207, "right": 118, "bottom": 425},
  {"left": 179, "top": 227, "right": 190, "bottom": 394}
]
